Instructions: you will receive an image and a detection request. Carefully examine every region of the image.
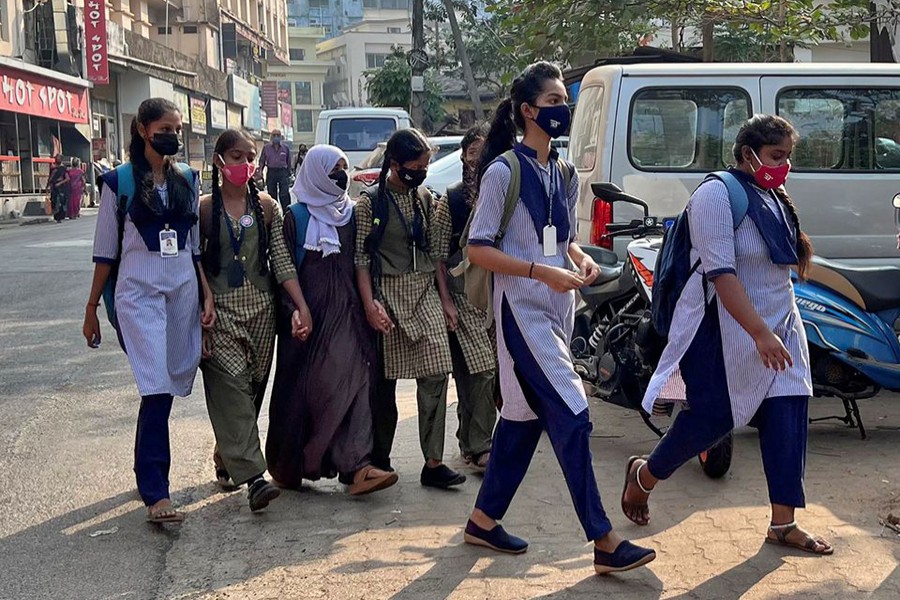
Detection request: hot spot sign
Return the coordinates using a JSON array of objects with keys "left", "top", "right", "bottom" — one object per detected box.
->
[
  {"left": 84, "top": 0, "right": 109, "bottom": 85},
  {"left": 0, "top": 68, "right": 89, "bottom": 124}
]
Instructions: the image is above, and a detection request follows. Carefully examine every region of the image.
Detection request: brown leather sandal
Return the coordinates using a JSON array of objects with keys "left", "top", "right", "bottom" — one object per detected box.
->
[
  {"left": 765, "top": 522, "right": 834, "bottom": 555},
  {"left": 349, "top": 465, "right": 399, "bottom": 496}
]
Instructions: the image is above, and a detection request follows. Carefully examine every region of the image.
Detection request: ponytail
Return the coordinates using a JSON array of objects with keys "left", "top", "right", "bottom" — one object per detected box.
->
[{"left": 478, "top": 98, "right": 516, "bottom": 181}]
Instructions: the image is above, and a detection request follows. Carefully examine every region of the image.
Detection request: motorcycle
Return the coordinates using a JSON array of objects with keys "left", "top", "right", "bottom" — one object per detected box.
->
[
  {"left": 573, "top": 183, "right": 734, "bottom": 479},
  {"left": 791, "top": 193, "right": 900, "bottom": 439}
]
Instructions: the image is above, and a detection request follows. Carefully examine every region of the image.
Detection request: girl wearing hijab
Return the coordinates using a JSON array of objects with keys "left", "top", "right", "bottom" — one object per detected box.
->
[{"left": 266, "top": 144, "right": 398, "bottom": 495}]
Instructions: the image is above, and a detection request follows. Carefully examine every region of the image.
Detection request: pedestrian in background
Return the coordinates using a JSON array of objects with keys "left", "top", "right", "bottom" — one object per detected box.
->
[
  {"left": 621, "top": 115, "right": 832, "bottom": 555},
  {"left": 47, "top": 154, "right": 70, "bottom": 222},
  {"left": 462, "top": 62, "right": 655, "bottom": 575},
  {"left": 67, "top": 157, "right": 85, "bottom": 219},
  {"left": 257, "top": 129, "right": 292, "bottom": 210},
  {"left": 267, "top": 144, "right": 398, "bottom": 496},
  {"left": 432, "top": 125, "right": 497, "bottom": 472},
  {"left": 198, "top": 128, "right": 305, "bottom": 511},
  {"left": 293, "top": 143, "right": 308, "bottom": 180},
  {"left": 83, "top": 97, "right": 216, "bottom": 524},
  {"left": 355, "top": 128, "right": 466, "bottom": 490}
]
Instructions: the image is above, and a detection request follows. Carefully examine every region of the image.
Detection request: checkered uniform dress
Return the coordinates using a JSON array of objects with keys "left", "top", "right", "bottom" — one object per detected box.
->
[
  {"left": 355, "top": 188, "right": 452, "bottom": 380},
  {"left": 431, "top": 196, "right": 496, "bottom": 375},
  {"left": 205, "top": 202, "right": 296, "bottom": 383}
]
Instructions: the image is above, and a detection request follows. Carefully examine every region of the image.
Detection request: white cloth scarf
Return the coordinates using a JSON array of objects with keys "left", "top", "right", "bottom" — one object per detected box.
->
[{"left": 291, "top": 144, "right": 355, "bottom": 257}]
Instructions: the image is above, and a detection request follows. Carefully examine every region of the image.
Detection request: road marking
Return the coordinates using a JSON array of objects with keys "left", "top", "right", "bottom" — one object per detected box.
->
[{"left": 25, "top": 240, "right": 93, "bottom": 248}]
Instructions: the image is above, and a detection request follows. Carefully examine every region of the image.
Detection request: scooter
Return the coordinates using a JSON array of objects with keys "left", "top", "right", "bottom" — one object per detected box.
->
[
  {"left": 791, "top": 194, "right": 900, "bottom": 438},
  {"left": 573, "top": 183, "right": 734, "bottom": 479}
]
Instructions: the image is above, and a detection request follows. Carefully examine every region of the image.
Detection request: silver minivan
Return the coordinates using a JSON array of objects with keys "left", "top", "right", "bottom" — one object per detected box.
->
[{"left": 569, "top": 63, "right": 900, "bottom": 265}]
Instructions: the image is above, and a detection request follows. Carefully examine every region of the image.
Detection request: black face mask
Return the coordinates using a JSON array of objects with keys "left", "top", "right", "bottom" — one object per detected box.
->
[
  {"left": 398, "top": 166, "right": 428, "bottom": 189},
  {"left": 329, "top": 169, "right": 349, "bottom": 191},
  {"left": 149, "top": 132, "right": 181, "bottom": 156}
]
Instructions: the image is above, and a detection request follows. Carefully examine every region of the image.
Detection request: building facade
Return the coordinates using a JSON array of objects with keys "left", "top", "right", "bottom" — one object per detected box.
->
[
  {"left": 265, "top": 27, "right": 332, "bottom": 146},
  {"left": 316, "top": 14, "right": 411, "bottom": 108}
]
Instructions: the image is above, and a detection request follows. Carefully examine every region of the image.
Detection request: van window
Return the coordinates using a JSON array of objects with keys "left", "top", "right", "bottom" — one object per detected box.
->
[
  {"left": 777, "top": 88, "right": 900, "bottom": 171},
  {"left": 629, "top": 88, "right": 751, "bottom": 171},
  {"left": 330, "top": 118, "right": 396, "bottom": 152},
  {"left": 570, "top": 85, "right": 604, "bottom": 170}
]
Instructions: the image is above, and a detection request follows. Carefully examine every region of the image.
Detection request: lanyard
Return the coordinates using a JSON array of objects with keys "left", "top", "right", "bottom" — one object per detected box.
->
[
  {"left": 388, "top": 190, "right": 419, "bottom": 271},
  {"left": 537, "top": 161, "right": 556, "bottom": 226},
  {"left": 225, "top": 200, "right": 249, "bottom": 257}
]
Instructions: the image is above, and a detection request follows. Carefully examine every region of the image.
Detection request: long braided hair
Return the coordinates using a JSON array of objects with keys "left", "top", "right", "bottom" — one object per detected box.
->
[
  {"left": 204, "top": 128, "right": 270, "bottom": 277},
  {"left": 733, "top": 114, "right": 814, "bottom": 280},
  {"left": 127, "top": 98, "right": 193, "bottom": 217},
  {"left": 363, "top": 128, "right": 433, "bottom": 286}
]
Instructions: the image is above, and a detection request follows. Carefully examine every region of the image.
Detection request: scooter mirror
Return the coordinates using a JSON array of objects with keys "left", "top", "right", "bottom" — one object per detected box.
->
[{"left": 893, "top": 193, "right": 900, "bottom": 209}]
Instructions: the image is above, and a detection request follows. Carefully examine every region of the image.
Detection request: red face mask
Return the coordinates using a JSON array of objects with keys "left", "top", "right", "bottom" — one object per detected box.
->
[
  {"left": 751, "top": 149, "right": 790, "bottom": 189},
  {"left": 219, "top": 154, "right": 255, "bottom": 187}
]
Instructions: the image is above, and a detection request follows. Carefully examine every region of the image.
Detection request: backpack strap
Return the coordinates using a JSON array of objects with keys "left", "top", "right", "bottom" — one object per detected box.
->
[
  {"left": 707, "top": 171, "right": 748, "bottom": 229},
  {"left": 198, "top": 195, "right": 213, "bottom": 243},
  {"left": 289, "top": 203, "right": 311, "bottom": 270},
  {"left": 497, "top": 149, "right": 521, "bottom": 242},
  {"left": 257, "top": 193, "right": 276, "bottom": 227}
]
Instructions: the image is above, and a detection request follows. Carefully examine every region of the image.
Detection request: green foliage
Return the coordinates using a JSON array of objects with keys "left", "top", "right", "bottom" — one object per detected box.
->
[
  {"left": 481, "top": 0, "right": 895, "bottom": 65},
  {"left": 364, "top": 47, "right": 446, "bottom": 130}
]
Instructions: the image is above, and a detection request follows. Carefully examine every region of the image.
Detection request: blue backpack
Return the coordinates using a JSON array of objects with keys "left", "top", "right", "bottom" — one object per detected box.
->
[
  {"left": 288, "top": 203, "right": 311, "bottom": 269},
  {"left": 650, "top": 171, "right": 748, "bottom": 337},
  {"left": 99, "top": 163, "right": 193, "bottom": 333}
]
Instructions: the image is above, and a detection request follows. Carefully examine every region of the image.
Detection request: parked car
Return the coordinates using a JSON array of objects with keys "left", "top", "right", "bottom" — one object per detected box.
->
[
  {"left": 423, "top": 137, "right": 570, "bottom": 197},
  {"left": 349, "top": 136, "right": 463, "bottom": 197},
  {"left": 568, "top": 62, "right": 900, "bottom": 265},
  {"left": 316, "top": 108, "right": 412, "bottom": 168}
]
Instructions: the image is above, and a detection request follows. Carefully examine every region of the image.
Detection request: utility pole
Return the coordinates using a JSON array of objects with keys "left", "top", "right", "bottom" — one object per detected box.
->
[{"left": 409, "top": 0, "right": 427, "bottom": 128}]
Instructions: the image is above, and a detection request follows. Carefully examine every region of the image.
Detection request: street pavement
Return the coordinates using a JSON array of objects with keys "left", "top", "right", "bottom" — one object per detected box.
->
[{"left": 1, "top": 212, "right": 899, "bottom": 600}]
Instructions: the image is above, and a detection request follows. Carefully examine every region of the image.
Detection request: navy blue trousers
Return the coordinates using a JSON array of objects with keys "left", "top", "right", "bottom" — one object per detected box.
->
[
  {"left": 474, "top": 299, "right": 613, "bottom": 541},
  {"left": 134, "top": 393, "right": 174, "bottom": 506},
  {"left": 647, "top": 301, "right": 808, "bottom": 508}
]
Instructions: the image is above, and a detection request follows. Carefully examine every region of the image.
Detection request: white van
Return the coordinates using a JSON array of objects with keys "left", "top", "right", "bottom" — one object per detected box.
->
[
  {"left": 568, "top": 63, "right": 900, "bottom": 265},
  {"left": 315, "top": 107, "right": 412, "bottom": 168}
]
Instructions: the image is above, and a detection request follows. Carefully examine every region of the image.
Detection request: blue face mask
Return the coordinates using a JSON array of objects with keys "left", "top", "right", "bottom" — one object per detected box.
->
[{"left": 532, "top": 104, "right": 571, "bottom": 139}]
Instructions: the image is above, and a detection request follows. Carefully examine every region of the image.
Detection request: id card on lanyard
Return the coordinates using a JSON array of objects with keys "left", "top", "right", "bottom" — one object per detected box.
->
[{"left": 540, "top": 165, "right": 557, "bottom": 257}]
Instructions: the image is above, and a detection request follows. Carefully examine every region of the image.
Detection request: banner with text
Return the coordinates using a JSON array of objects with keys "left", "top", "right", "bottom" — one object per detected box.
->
[{"left": 84, "top": 0, "right": 109, "bottom": 85}]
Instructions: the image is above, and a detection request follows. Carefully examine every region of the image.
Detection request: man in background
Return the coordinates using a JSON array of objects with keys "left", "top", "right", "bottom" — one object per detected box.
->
[{"left": 257, "top": 129, "right": 292, "bottom": 209}]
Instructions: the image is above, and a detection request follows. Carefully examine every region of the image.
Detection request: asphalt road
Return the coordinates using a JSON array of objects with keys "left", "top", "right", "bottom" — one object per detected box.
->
[{"left": 1, "top": 213, "right": 899, "bottom": 600}]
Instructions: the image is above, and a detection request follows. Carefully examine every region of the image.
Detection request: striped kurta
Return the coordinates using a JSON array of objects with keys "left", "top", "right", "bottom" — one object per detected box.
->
[
  {"left": 642, "top": 179, "right": 813, "bottom": 427},
  {"left": 93, "top": 180, "right": 202, "bottom": 398},
  {"left": 468, "top": 156, "right": 585, "bottom": 422}
]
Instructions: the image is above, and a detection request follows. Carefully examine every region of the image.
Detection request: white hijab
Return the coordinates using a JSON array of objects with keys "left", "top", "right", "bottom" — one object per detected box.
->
[{"left": 291, "top": 144, "right": 355, "bottom": 257}]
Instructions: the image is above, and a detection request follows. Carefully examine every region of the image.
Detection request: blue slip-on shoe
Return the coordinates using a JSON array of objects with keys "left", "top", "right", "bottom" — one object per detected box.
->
[
  {"left": 594, "top": 540, "right": 656, "bottom": 575},
  {"left": 464, "top": 520, "right": 529, "bottom": 554}
]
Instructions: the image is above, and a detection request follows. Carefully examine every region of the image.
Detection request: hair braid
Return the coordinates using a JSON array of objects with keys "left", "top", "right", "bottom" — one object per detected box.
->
[
  {"left": 363, "top": 156, "right": 393, "bottom": 289},
  {"left": 772, "top": 187, "right": 814, "bottom": 280},
  {"left": 248, "top": 179, "right": 269, "bottom": 276},
  {"left": 204, "top": 164, "right": 224, "bottom": 276}
]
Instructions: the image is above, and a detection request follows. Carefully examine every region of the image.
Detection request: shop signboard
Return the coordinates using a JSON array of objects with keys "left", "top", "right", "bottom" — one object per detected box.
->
[
  {"left": 229, "top": 74, "right": 262, "bottom": 131},
  {"left": 209, "top": 99, "right": 227, "bottom": 130},
  {"left": 0, "top": 67, "right": 89, "bottom": 124},
  {"left": 173, "top": 91, "right": 191, "bottom": 125},
  {"left": 190, "top": 97, "right": 207, "bottom": 135},
  {"left": 84, "top": 0, "right": 109, "bottom": 84}
]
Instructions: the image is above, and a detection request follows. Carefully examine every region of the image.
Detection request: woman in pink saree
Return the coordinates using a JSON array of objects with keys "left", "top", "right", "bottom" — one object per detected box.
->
[{"left": 67, "top": 158, "right": 86, "bottom": 219}]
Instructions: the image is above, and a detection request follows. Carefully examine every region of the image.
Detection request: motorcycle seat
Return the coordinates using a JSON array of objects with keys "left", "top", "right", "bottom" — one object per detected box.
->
[
  {"left": 593, "top": 263, "right": 622, "bottom": 286},
  {"left": 808, "top": 257, "right": 900, "bottom": 312}
]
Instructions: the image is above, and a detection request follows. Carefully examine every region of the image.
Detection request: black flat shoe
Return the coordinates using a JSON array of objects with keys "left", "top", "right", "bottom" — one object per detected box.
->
[
  {"left": 464, "top": 520, "right": 528, "bottom": 554},
  {"left": 594, "top": 540, "right": 656, "bottom": 575},
  {"left": 248, "top": 478, "right": 281, "bottom": 512},
  {"left": 420, "top": 464, "right": 466, "bottom": 489}
]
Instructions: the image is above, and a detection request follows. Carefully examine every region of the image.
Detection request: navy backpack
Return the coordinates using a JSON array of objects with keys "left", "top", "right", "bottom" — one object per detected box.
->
[{"left": 650, "top": 171, "right": 749, "bottom": 338}]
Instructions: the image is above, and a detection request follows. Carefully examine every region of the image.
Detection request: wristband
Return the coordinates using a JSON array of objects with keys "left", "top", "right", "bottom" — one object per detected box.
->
[{"left": 528, "top": 262, "right": 535, "bottom": 279}]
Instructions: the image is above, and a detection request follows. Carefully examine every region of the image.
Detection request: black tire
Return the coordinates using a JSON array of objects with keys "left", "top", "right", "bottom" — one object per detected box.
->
[{"left": 698, "top": 432, "right": 733, "bottom": 479}]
